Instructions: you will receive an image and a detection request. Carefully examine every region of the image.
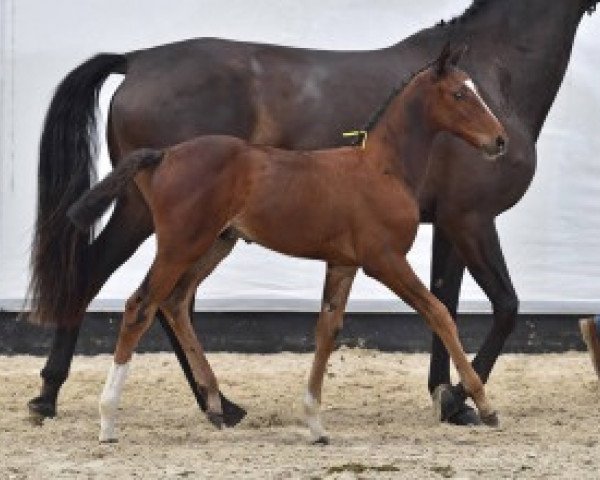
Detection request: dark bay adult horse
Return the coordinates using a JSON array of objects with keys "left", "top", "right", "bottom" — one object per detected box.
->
[
  {"left": 29, "top": 0, "right": 599, "bottom": 424},
  {"left": 68, "top": 54, "right": 506, "bottom": 442}
]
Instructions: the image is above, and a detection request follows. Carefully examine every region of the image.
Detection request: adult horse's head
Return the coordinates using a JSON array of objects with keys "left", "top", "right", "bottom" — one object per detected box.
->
[{"left": 420, "top": 45, "right": 508, "bottom": 160}]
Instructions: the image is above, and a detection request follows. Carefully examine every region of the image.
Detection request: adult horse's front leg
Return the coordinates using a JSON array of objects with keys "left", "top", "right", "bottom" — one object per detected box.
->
[
  {"left": 435, "top": 217, "right": 518, "bottom": 422},
  {"left": 304, "top": 265, "right": 357, "bottom": 444},
  {"left": 428, "top": 226, "right": 481, "bottom": 425},
  {"left": 364, "top": 252, "right": 497, "bottom": 426}
]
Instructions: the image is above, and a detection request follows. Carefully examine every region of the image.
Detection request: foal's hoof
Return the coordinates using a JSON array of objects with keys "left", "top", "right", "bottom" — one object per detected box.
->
[
  {"left": 219, "top": 392, "right": 247, "bottom": 428},
  {"left": 480, "top": 410, "right": 499, "bottom": 428},
  {"left": 27, "top": 396, "right": 56, "bottom": 421},
  {"left": 312, "top": 435, "right": 330, "bottom": 446},
  {"left": 99, "top": 437, "right": 119, "bottom": 444},
  {"left": 432, "top": 384, "right": 481, "bottom": 426},
  {"left": 206, "top": 411, "right": 224, "bottom": 429}
]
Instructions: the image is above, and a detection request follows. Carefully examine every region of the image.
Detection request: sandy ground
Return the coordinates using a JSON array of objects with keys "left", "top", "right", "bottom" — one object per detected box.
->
[{"left": 0, "top": 350, "right": 598, "bottom": 479}]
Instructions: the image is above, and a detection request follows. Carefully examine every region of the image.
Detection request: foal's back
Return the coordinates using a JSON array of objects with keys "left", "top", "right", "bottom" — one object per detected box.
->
[{"left": 143, "top": 135, "right": 418, "bottom": 265}]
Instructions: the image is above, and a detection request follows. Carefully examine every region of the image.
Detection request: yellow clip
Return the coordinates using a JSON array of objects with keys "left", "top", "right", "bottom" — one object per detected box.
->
[{"left": 342, "top": 130, "right": 368, "bottom": 149}]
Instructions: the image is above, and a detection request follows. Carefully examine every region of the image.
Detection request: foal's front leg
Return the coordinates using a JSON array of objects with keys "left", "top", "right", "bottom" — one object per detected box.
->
[
  {"left": 304, "top": 265, "right": 357, "bottom": 444},
  {"left": 364, "top": 252, "right": 497, "bottom": 426}
]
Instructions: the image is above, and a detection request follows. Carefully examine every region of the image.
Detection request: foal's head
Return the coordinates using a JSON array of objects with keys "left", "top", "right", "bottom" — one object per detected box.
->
[{"left": 416, "top": 45, "right": 507, "bottom": 159}]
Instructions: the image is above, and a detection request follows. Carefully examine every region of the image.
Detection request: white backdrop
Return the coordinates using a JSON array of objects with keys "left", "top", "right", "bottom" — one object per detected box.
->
[{"left": 0, "top": 0, "right": 599, "bottom": 313}]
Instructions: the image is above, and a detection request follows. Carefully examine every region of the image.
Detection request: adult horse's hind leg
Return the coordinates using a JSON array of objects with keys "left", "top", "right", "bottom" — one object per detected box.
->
[
  {"left": 28, "top": 193, "right": 154, "bottom": 421},
  {"left": 160, "top": 233, "right": 247, "bottom": 428},
  {"left": 364, "top": 253, "right": 497, "bottom": 426},
  {"left": 304, "top": 265, "right": 357, "bottom": 444}
]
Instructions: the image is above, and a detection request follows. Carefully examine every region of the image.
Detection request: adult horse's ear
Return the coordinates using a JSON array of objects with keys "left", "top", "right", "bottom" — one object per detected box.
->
[
  {"left": 449, "top": 44, "right": 468, "bottom": 66},
  {"left": 434, "top": 42, "right": 452, "bottom": 78}
]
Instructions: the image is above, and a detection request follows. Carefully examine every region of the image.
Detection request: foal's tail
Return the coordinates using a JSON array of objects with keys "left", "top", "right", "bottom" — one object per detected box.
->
[
  {"left": 29, "top": 53, "right": 127, "bottom": 327},
  {"left": 68, "top": 149, "right": 164, "bottom": 232}
]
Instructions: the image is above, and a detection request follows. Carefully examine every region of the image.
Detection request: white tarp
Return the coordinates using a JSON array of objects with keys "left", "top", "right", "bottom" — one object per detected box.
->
[{"left": 1, "top": 0, "right": 599, "bottom": 313}]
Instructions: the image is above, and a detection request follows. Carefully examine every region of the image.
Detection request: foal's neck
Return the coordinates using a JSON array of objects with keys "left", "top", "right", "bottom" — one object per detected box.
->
[{"left": 366, "top": 84, "right": 437, "bottom": 194}]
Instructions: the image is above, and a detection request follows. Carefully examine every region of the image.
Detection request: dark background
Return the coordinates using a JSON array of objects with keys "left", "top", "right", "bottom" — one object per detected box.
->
[{"left": 0, "top": 312, "right": 586, "bottom": 355}]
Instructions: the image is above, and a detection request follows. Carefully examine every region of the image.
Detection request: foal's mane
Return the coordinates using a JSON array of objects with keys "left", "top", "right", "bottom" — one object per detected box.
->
[{"left": 349, "top": 61, "right": 434, "bottom": 145}]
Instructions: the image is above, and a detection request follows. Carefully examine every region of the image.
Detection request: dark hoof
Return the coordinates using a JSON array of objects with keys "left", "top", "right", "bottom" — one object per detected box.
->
[
  {"left": 28, "top": 396, "right": 56, "bottom": 420},
  {"left": 99, "top": 438, "right": 119, "bottom": 444},
  {"left": 219, "top": 392, "right": 247, "bottom": 428},
  {"left": 206, "top": 411, "right": 224, "bottom": 429},
  {"left": 480, "top": 410, "right": 499, "bottom": 427},
  {"left": 312, "top": 435, "right": 330, "bottom": 445},
  {"left": 446, "top": 403, "right": 481, "bottom": 426},
  {"left": 432, "top": 384, "right": 481, "bottom": 426}
]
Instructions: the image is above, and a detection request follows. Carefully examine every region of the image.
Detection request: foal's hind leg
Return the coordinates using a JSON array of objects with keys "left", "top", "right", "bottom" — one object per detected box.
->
[
  {"left": 304, "top": 265, "right": 357, "bottom": 444},
  {"left": 160, "top": 233, "right": 247, "bottom": 428},
  {"left": 162, "top": 306, "right": 224, "bottom": 428},
  {"left": 99, "top": 254, "right": 193, "bottom": 442},
  {"left": 364, "top": 253, "right": 497, "bottom": 426},
  {"left": 99, "top": 285, "right": 157, "bottom": 442}
]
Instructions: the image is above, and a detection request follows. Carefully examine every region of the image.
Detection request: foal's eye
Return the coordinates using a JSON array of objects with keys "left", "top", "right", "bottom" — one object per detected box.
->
[{"left": 453, "top": 91, "right": 464, "bottom": 100}]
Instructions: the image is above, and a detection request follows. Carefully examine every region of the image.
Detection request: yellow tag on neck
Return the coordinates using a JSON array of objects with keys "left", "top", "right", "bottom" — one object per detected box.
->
[{"left": 342, "top": 130, "right": 368, "bottom": 149}]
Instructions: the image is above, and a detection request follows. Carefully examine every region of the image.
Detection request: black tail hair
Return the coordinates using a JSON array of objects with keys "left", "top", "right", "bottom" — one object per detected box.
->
[{"left": 28, "top": 53, "right": 127, "bottom": 326}]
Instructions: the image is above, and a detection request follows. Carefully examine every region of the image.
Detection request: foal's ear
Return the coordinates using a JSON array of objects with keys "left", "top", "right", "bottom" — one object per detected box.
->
[
  {"left": 434, "top": 43, "right": 468, "bottom": 78},
  {"left": 434, "top": 42, "right": 454, "bottom": 78},
  {"left": 449, "top": 44, "right": 468, "bottom": 66}
]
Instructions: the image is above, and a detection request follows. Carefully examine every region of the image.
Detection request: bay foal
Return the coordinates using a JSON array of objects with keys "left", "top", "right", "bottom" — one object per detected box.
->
[{"left": 69, "top": 48, "right": 507, "bottom": 442}]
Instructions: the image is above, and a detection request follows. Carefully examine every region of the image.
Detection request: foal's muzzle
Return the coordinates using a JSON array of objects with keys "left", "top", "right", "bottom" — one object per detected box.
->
[{"left": 483, "top": 135, "right": 508, "bottom": 160}]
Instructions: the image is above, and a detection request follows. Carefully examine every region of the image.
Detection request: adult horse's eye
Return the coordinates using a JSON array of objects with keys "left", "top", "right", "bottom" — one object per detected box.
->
[{"left": 453, "top": 90, "right": 464, "bottom": 100}]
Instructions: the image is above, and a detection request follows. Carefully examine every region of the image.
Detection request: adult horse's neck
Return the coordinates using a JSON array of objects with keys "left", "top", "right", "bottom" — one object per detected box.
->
[
  {"left": 432, "top": 0, "right": 591, "bottom": 138},
  {"left": 365, "top": 79, "right": 437, "bottom": 194}
]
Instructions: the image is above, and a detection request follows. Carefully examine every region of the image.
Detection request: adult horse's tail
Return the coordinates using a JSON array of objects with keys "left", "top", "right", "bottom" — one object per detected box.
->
[{"left": 29, "top": 53, "right": 127, "bottom": 327}]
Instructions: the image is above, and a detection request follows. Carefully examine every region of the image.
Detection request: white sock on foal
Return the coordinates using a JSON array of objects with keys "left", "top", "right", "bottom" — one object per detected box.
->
[
  {"left": 99, "top": 360, "right": 130, "bottom": 442},
  {"left": 303, "top": 390, "right": 328, "bottom": 442}
]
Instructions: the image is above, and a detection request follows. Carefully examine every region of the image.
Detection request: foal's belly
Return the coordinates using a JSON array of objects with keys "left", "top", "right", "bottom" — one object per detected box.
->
[
  {"left": 230, "top": 210, "right": 360, "bottom": 265},
  {"left": 229, "top": 185, "right": 418, "bottom": 265}
]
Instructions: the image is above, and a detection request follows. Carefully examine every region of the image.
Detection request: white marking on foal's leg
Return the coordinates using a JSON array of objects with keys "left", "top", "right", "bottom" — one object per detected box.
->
[
  {"left": 303, "top": 390, "right": 329, "bottom": 443},
  {"left": 99, "top": 360, "right": 130, "bottom": 442}
]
